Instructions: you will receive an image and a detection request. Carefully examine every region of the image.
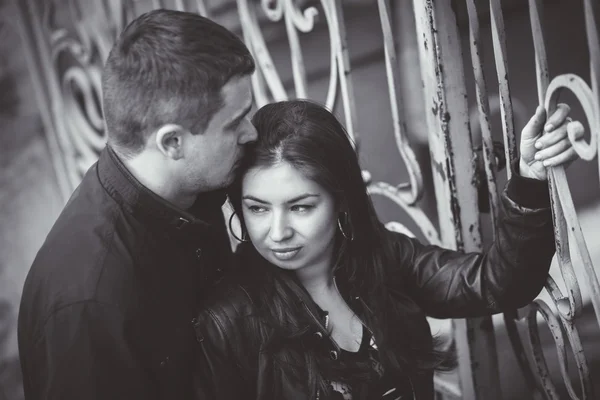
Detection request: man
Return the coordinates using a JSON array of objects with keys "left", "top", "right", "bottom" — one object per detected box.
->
[{"left": 18, "top": 9, "right": 256, "bottom": 399}]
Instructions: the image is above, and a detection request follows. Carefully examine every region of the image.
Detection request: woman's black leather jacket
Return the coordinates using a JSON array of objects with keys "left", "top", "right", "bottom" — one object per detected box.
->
[{"left": 193, "top": 176, "right": 555, "bottom": 399}]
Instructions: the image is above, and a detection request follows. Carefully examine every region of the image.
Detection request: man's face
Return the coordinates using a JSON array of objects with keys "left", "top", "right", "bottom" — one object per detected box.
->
[{"left": 183, "top": 75, "right": 256, "bottom": 191}]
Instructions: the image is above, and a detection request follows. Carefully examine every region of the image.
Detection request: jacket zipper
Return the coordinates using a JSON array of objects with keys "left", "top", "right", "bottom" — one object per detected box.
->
[
  {"left": 302, "top": 302, "right": 328, "bottom": 400},
  {"left": 408, "top": 376, "right": 416, "bottom": 400}
]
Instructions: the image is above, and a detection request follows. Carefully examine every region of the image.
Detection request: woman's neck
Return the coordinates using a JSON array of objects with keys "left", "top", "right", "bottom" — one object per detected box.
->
[
  {"left": 295, "top": 265, "right": 336, "bottom": 300},
  {"left": 297, "top": 266, "right": 364, "bottom": 353}
]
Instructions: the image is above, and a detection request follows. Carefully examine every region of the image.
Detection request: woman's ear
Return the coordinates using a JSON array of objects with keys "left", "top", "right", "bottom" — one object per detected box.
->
[
  {"left": 155, "top": 124, "right": 187, "bottom": 160},
  {"left": 336, "top": 199, "right": 350, "bottom": 216}
]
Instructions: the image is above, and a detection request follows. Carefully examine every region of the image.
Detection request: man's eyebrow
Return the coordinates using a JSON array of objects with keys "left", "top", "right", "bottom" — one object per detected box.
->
[
  {"left": 227, "top": 103, "right": 253, "bottom": 126},
  {"left": 242, "top": 194, "right": 320, "bottom": 204}
]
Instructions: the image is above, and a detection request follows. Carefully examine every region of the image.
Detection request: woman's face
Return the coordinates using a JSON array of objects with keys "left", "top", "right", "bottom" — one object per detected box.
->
[{"left": 241, "top": 161, "right": 338, "bottom": 275}]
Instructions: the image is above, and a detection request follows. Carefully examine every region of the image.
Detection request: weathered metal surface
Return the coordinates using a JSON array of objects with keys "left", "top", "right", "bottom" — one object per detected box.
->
[
  {"left": 12, "top": 0, "right": 600, "bottom": 399},
  {"left": 489, "top": 3, "right": 539, "bottom": 397},
  {"left": 489, "top": 0, "right": 518, "bottom": 178},
  {"left": 497, "top": 0, "right": 599, "bottom": 399},
  {"left": 237, "top": 0, "right": 358, "bottom": 147},
  {"left": 364, "top": 0, "right": 440, "bottom": 246},
  {"left": 376, "top": 0, "right": 423, "bottom": 206},
  {"left": 465, "top": 0, "right": 500, "bottom": 231},
  {"left": 412, "top": 1, "right": 501, "bottom": 399}
]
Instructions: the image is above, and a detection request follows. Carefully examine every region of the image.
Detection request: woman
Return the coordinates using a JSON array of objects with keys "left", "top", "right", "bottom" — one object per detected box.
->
[{"left": 193, "top": 100, "right": 580, "bottom": 399}]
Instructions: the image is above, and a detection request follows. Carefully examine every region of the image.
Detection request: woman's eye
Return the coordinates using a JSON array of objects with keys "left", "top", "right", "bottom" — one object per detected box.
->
[
  {"left": 291, "top": 204, "right": 314, "bottom": 212},
  {"left": 247, "top": 205, "right": 267, "bottom": 213}
]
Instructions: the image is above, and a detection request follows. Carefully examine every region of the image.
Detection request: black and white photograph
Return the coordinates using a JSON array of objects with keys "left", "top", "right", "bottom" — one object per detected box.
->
[{"left": 0, "top": 0, "right": 599, "bottom": 399}]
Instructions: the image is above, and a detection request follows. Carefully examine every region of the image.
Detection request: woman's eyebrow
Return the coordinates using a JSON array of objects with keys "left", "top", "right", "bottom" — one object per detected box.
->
[
  {"left": 285, "top": 194, "right": 320, "bottom": 203},
  {"left": 242, "top": 193, "right": 320, "bottom": 204},
  {"left": 242, "top": 195, "right": 268, "bottom": 204}
]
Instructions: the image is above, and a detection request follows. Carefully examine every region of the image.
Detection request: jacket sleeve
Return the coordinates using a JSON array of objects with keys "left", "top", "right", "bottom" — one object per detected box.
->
[
  {"left": 389, "top": 172, "right": 554, "bottom": 319},
  {"left": 21, "top": 301, "right": 155, "bottom": 400},
  {"left": 193, "top": 300, "right": 249, "bottom": 399}
]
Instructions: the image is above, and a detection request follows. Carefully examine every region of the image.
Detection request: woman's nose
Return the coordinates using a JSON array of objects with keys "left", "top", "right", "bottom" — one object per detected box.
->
[{"left": 269, "top": 212, "right": 292, "bottom": 242}]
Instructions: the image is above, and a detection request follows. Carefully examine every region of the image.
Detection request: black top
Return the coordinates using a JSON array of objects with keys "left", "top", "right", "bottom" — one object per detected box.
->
[{"left": 326, "top": 325, "right": 414, "bottom": 400}]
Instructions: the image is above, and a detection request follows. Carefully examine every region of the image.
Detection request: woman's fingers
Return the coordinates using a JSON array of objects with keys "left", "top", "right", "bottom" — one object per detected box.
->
[
  {"left": 543, "top": 103, "right": 571, "bottom": 133},
  {"left": 536, "top": 123, "right": 568, "bottom": 149},
  {"left": 536, "top": 120, "right": 585, "bottom": 167},
  {"left": 535, "top": 137, "right": 572, "bottom": 161},
  {"left": 541, "top": 147, "right": 577, "bottom": 167}
]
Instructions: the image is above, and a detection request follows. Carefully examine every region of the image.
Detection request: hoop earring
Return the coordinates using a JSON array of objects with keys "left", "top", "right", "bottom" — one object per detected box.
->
[
  {"left": 228, "top": 211, "right": 250, "bottom": 242},
  {"left": 337, "top": 212, "right": 354, "bottom": 241}
]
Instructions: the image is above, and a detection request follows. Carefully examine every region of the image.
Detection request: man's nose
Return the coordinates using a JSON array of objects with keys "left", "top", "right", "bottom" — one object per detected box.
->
[{"left": 239, "top": 123, "right": 258, "bottom": 144}]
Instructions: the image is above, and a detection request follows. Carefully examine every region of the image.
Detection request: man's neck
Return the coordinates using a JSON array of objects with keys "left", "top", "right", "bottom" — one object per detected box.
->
[{"left": 120, "top": 152, "right": 198, "bottom": 210}]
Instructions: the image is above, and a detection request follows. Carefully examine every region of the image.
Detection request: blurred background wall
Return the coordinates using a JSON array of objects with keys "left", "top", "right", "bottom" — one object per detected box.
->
[
  {"left": 0, "top": 0, "right": 66, "bottom": 398},
  {"left": 0, "top": 1, "right": 598, "bottom": 399}
]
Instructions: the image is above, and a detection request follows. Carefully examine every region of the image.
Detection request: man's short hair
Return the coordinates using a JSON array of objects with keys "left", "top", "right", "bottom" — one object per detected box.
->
[{"left": 101, "top": 9, "right": 255, "bottom": 156}]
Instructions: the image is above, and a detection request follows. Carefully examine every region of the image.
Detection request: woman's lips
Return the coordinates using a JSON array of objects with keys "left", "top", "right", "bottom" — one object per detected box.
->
[{"left": 270, "top": 247, "right": 302, "bottom": 261}]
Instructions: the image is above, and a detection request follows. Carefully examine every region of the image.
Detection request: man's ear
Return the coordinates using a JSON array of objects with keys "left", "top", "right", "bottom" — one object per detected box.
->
[{"left": 155, "top": 124, "right": 187, "bottom": 160}]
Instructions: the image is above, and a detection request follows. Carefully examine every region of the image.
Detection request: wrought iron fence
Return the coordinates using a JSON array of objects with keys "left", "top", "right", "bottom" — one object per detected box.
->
[{"left": 12, "top": 0, "right": 600, "bottom": 398}]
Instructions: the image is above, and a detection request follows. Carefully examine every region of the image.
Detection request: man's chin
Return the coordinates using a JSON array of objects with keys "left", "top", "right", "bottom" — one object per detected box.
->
[
  {"left": 197, "top": 176, "right": 232, "bottom": 193},
  {"left": 230, "top": 164, "right": 246, "bottom": 184},
  {"left": 222, "top": 173, "right": 237, "bottom": 188}
]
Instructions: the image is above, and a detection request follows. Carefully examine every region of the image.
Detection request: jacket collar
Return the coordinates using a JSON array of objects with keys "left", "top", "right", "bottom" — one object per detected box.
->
[{"left": 97, "top": 146, "right": 227, "bottom": 234}]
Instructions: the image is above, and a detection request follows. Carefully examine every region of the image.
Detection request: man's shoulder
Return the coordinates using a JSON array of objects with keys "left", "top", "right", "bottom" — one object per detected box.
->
[
  {"left": 32, "top": 186, "right": 134, "bottom": 278},
  {"left": 22, "top": 175, "right": 144, "bottom": 319},
  {"left": 41, "top": 167, "right": 120, "bottom": 249},
  {"left": 23, "top": 240, "right": 139, "bottom": 320}
]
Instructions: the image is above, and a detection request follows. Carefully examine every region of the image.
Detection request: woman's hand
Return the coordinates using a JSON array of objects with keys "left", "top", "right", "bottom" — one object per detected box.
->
[{"left": 519, "top": 103, "right": 585, "bottom": 180}]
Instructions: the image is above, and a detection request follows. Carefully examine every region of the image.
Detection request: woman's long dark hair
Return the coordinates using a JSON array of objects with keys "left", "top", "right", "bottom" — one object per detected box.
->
[{"left": 228, "top": 100, "right": 452, "bottom": 397}]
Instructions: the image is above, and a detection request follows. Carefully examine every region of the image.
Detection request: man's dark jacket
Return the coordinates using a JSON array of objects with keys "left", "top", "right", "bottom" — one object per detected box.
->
[{"left": 18, "top": 147, "right": 232, "bottom": 400}]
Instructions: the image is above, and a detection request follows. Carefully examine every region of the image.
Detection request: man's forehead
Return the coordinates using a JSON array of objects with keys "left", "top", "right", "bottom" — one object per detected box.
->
[
  {"left": 208, "top": 76, "right": 253, "bottom": 126},
  {"left": 222, "top": 75, "right": 253, "bottom": 108}
]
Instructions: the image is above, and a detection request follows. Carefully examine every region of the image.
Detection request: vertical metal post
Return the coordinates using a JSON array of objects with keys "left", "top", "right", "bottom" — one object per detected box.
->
[
  {"left": 393, "top": 0, "right": 428, "bottom": 145},
  {"left": 412, "top": 1, "right": 502, "bottom": 399}
]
